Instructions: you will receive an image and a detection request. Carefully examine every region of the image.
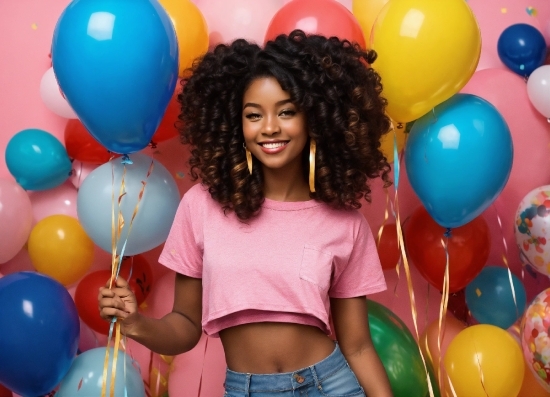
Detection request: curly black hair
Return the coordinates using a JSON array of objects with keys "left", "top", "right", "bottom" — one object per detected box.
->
[{"left": 177, "top": 30, "right": 392, "bottom": 220}]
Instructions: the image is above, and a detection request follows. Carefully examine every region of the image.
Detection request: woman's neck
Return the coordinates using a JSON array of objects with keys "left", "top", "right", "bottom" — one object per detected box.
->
[{"left": 261, "top": 164, "right": 310, "bottom": 202}]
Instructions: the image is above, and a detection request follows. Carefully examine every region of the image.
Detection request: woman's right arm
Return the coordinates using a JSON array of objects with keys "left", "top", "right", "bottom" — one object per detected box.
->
[{"left": 98, "top": 273, "right": 203, "bottom": 356}]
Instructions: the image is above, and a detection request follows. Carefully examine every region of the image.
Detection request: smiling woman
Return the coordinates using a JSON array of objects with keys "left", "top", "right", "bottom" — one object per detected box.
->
[{"left": 99, "top": 30, "right": 395, "bottom": 397}]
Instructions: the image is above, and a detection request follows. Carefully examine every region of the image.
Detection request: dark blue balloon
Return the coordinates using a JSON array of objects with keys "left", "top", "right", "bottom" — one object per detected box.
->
[
  {"left": 0, "top": 272, "right": 79, "bottom": 397},
  {"left": 405, "top": 94, "right": 513, "bottom": 228},
  {"left": 5, "top": 129, "right": 72, "bottom": 191},
  {"left": 465, "top": 266, "right": 527, "bottom": 329},
  {"left": 51, "top": 0, "right": 179, "bottom": 154},
  {"left": 497, "top": 23, "right": 547, "bottom": 76}
]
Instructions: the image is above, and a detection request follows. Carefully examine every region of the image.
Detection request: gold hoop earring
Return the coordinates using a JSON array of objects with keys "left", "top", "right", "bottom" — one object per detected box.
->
[
  {"left": 245, "top": 147, "right": 253, "bottom": 175},
  {"left": 309, "top": 139, "right": 316, "bottom": 193}
]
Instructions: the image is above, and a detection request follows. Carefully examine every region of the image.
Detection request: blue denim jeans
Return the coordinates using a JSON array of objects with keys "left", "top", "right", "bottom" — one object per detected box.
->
[{"left": 223, "top": 343, "right": 366, "bottom": 396}]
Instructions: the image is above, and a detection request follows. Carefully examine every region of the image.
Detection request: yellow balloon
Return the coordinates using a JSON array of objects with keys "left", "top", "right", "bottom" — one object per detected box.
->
[
  {"left": 352, "top": 0, "right": 389, "bottom": 47},
  {"left": 28, "top": 215, "right": 94, "bottom": 286},
  {"left": 371, "top": 0, "right": 481, "bottom": 123},
  {"left": 444, "top": 324, "right": 524, "bottom": 397},
  {"left": 159, "top": 0, "right": 209, "bottom": 76},
  {"left": 379, "top": 121, "right": 406, "bottom": 163}
]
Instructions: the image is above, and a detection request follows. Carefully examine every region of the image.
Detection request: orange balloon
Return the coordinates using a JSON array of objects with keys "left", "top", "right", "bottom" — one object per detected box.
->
[
  {"left": 158, "top": 0, "right": 208, "bottom": 76},
  {"left": 28, "top": 214, "right": 94, "bottom": 286},
  {"left": 352, "top": 0, "right": 389, "bottom": 47},
  {"left": 420, "top": 314, "right": 466, "bottom": 396}
]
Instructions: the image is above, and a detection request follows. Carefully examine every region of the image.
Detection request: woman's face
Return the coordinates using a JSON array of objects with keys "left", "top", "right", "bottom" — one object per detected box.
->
[{"left": 242, "top": 77, "right": 308, "bottom": 174}]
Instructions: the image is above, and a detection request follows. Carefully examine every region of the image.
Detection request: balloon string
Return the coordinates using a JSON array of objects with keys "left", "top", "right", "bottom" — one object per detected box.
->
[
  {"left": 437, "top": 237, "right": 451, "bottom": 396},
  {"left": 471, "top": 332, "right": 490, "bottom": 397},
  {"left": 492, "top": 204, "right": 519, "bottom": 319},
  {"left": 102, "top": 156, "right": 155, "bottom": 397}
]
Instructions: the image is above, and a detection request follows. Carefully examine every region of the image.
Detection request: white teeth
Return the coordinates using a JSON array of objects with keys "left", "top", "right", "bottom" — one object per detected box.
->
[{"left": 261, "top": 142, "right": 287, "bottom": 149}]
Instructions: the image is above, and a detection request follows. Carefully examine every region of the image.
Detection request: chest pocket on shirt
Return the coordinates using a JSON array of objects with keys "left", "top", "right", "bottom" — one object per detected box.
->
[{"left": 299, "top": 245, "right": 333, "bottom": 291}]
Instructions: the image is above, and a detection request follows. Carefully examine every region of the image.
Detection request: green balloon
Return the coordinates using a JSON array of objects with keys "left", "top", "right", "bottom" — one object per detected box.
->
[{"left": 367, "top": 300, "right": 440, "bottom": 397}]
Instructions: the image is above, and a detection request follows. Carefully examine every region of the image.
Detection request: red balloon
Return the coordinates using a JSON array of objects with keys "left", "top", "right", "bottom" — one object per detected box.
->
[
  {"left": 64, "top": 119, "right": 113, "bottom": 164},
  {"left": 152, "top": 88, "right": 181, "bottom": 144},
  {"left": 377, "top": 223, "right": 401, "bottom": 270},
  {"left": 264, "top": 0, "right": 366, "bottom": 48},
  {"left": 75, "top": 255, "right": 153, "bottom": 335},
  {"left": 404, "top": 206, "right": 490, "bottom": 293}
]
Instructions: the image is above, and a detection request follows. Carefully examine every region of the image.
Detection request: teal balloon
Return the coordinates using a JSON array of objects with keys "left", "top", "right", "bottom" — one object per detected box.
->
[
  {"left": 5, "top": 129, "right": 72, "bottom": 190},
  {"left": 465, "top": 265, "right": 526, "bottom": 329},
  {"left": 77, "top": 154, "right": 180, "bottom": 256},
  {"left": 367, "top": 300, "right": 439, "bottom": 397},
  {"left": 56, "top": 347, "right": 145, "bottom": 397},
  {"left": 405, "top": 94, "right": 513, "bottom": 228},
  {"left": 52, "top": 0, "right": 178, "bottom": 154}
]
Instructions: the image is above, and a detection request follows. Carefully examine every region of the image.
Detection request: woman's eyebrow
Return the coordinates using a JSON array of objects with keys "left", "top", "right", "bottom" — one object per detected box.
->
[{"left": 243, "top": 98, "right": 293, "bottom": 110}]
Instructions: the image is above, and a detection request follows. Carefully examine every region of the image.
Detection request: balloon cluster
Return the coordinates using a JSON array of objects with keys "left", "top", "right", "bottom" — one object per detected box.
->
[{"left": 3, "top": 0, "right": 550, "bottom": 396}]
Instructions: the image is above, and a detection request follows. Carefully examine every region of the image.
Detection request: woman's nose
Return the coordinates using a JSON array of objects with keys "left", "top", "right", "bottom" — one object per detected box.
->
[{"left": 263, "top": 115, "right": 280, "bottom": 135}]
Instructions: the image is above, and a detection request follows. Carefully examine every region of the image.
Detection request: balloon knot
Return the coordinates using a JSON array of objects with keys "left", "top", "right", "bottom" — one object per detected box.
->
[
  {"left": 121, "top": 154, "right": 133, "bottom": 165},
  {"left": 149, "top": 140, "right": 158, "bottom": 149},
  {"left": 444, "top": 228, "right": 452, "bottom": 238}
]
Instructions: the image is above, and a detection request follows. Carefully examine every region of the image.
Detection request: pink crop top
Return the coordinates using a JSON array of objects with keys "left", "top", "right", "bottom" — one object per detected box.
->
[{"left": 158, "top": 184, "right": 387, "bottom": 337}]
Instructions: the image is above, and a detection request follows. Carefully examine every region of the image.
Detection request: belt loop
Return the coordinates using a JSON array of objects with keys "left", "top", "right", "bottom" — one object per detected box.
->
[
  {"left": 310, "top": 365, "right": 322, "bottom": 391},
  {"left": 245, "top": 373, "right": 251, "bottom": 397}
]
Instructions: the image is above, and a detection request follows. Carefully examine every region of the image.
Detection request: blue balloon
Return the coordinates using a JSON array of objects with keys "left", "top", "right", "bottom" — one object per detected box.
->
[
  {"left": 56, "top": 348, "right": 145, "bottom": 397},
  {"left": 0, "top": 272, "right": 79, "bottom": 397},
  {"left": 51, "top": 0, "right": 179, "bottom": 154},
  {"left": 465, "top": 266, "right": 527, "bottom": 329},
  {"left": 77, "top": 154, "right": 180, "bottom": 256},
  {"left": 405, "top": 94, "right": 513, "bottom": 228},
  {"left": 5, "top": 129, "right": 72, "bottom": 191},
  {"left": 497, "top": 23, "right": 547, "bottom": 76}
]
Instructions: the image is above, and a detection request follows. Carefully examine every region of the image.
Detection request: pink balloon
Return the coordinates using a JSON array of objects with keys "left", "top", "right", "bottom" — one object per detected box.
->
[
  {"left": 461, "top": 68, "right": 550, "bottom": 301},
  {"left": 68, "top": 160, "right": 98, "bottom": 189},
  {"left": 467, "top": 0, "right": 544, "bottom": 71},
  {"left": 39, "top": 67, "right": 77, "bottom": 119},
  {"left": 196, "top": 0, "right": 285, "bottom": 47},
  {"left": 28, "top": 181, "right": 77, "bottom": 223},
  {"left": 168, "top": 334, "right": 227, "bottom": 397},
  {"left": 0, "top": 178, "right": 32, "bottom": 264}
]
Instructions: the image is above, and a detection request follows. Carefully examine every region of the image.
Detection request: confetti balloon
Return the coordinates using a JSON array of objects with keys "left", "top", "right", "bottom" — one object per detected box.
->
[
  {"left": 515, "top": 185, "right": 550, "bottom": 276},
  {"left": 521, "top": 287, "right": 550, "bottom": 392}
]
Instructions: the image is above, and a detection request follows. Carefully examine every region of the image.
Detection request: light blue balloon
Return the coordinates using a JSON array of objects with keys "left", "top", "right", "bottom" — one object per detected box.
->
[
  {"left": 77, "top": 154, "right": 180, "bottom": 256},
  {"left": 56, "top": 347, "right": 145, "bottom": 397},
  {"left": 405, "top": 94, "right": 513, "bottom": 228},
  {"left": 51, "top": 0, "right": 179, "bottom": 154},
  {"left": 5, "top": 129, "right": 72, "bottom": 191},
  {"left": 465, "top": 265, "right": 526, "bottom": 329}
]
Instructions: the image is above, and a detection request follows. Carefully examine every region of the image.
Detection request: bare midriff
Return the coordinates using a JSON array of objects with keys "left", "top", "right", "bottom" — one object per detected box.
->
[{"left": 219, "top": 322, "right": 336, "bottom": 373}]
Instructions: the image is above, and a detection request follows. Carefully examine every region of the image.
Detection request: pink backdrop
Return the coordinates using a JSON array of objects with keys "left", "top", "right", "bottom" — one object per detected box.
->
[{"left": 1, "top": 0, "right": 550, "bottom": 396}]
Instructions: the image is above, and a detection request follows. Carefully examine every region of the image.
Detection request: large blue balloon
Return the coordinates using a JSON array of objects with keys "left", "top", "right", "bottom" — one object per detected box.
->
[
  {"left": 405, "top": 94, "right": 513, "bottom": 228},
  {"left": 465, "top": 265, "right": 526, "bottom": 329},
  {"left": 77, "top": 154, "right": 180, "bottom": 256},
  {"left": 5, "top": 128, "right": 72, "bottom": 191},
  {"left": 51, "top": 0, "right": 179, "bottom": 154},
  {"left": 0, "top": 272, "right": 79, "bottom": 397},
  {"left": 56, "top": 348, "right": 145, "bottom": 397},
  {"left": 497, "top": 23, "right": 547, "bottom": 76}
]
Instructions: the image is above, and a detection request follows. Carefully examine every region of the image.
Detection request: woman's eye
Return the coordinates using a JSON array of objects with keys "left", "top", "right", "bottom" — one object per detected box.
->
[
  {"left": 245, "top": 113, "right": 261, "bottom": 120},
  {"left": 280, "top": 109, "right": 296, "bottom": 117}
]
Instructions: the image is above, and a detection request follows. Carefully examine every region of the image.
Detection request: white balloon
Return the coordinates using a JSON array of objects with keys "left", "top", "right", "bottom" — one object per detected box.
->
[
  {"left": 527, "top": 65, "right": 550, "bottom": 118},
  {"left": 39, "top": 67, "right": 77, "bottom": 119}
]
